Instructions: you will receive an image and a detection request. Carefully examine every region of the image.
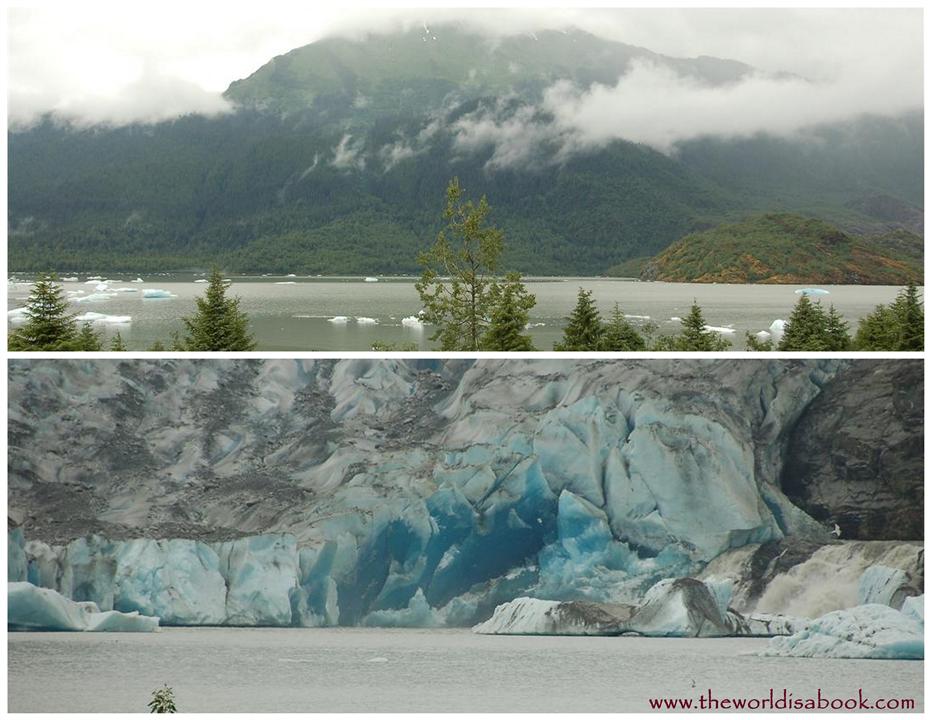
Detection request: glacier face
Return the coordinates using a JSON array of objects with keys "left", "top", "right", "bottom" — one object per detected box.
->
[{"left": 7, "top": 359, "right": 923, "bottom": 630}]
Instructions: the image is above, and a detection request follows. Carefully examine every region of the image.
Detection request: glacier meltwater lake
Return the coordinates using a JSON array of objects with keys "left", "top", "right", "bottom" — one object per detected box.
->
[
  {"left": 7, "top": 275, "right": 912, "bottom": 350},
  {"left": 8, "top": 628, "right": 923, "bottom": 713}
]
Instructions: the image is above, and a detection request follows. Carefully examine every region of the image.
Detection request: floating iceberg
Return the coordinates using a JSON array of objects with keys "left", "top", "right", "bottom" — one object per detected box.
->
[
  {"left": 7, "top": 308, "right": 29, "bottom": 325},
  {"left": 364, "top": 277, "right": 379, "bottom": 282},
  {"left": 762, "top": 603, "right": 923, "bottom": 660},
  {"left": 287, "top": 274, "right": 297, "bottom": 278},
  {"left": 704, "top": 325, "right": 736, "bottom": 335},
  {"left": 75, "top": 312, "right": 131, "bottom": 325},
  {"left": 111, "top": 287, "right": 138, "bottom": 293},
  {"left": 73, "top": 292, "right": 115, "bottom": 303},
  {"left": 474, "top": 579, "right": 803, "bottom": 638},
  {"left": 194, "top": 279, "right": 208, "bottom": 283},
  {"left": 356, "top": 317, "right": 378, "bottom": 325},
  {"left": 473, "top": 597, "right": 631, "bottom": 635},
  {"left": 131, "top": 277, "right": 144, "bottom": 283},
  {"left": 275, "top": 281, "right": 297, "bottom": 285},
  {"left": 61, "top": 276, "right": 79, "bottom": 282},
  {"left": 625, "top": 314, "right": 650, "bottom": 320},
  {"left": 795, "top": 288, "right": 830, "bottom": 296},
  {"left": 9, "top": 582, "right": 159, "bottom": 632},
  {"left": 401, "top": 315, "right": 424, "bottom": 328},
  {"left": 754, "top": 330, "right": 772, "bottom": 342},
  {"left": 142, "top": 289, "right": 176, "bottom": 299},
  {"left": 86, "top": 275, "right": 104, "bottom": 281},
  {"left": 625, "top": 577, "right": 738, "bottom": 637},
  {"left": 328, "top": 316, "right": 350, "bottom": 324},
  {"left": 769, "top": 319, "right": 786, "bottom": 345}
]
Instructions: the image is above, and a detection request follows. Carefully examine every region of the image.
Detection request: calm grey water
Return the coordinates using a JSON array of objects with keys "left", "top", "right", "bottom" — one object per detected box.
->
[
  {"left": 7, "top": 628, "right": 923, "bottom": 713},
  {"left": 7, "top": 274, "right": 910, "bottom": 351}
]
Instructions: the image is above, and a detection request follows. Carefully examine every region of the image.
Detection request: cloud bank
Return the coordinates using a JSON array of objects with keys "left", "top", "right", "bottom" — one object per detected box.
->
[
  {"left": 452, "top": 56, "right": 923, "bottom": 162},
  {"left": 7, "top": 5, "right": 922, "bottom": 137}
]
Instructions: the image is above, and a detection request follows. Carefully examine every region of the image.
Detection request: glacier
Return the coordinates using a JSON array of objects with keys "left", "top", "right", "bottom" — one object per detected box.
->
[{"left": 6, "top": 359, "right": 923, "bottom": 645}]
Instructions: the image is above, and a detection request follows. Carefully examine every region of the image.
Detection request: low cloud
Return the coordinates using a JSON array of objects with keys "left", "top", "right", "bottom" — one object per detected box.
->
[
  {"left": 451, "top": 57, "right": 923, "bottom": 163},
  {"left": 9, "top": 64, "right": 232, "bottom": 128},
  {"left": 331, "top": 134, "right": 366, "bottom": 171}
]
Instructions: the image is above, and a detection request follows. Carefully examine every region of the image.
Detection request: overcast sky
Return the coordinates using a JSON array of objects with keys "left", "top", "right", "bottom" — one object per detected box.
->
[{"left": 7, "top": 5, "right": 923, "bottom": 135}]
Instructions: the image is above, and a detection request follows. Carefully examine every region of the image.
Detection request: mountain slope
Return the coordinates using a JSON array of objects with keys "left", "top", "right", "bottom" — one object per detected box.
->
[
  {"left": 7, "top": 26, "right": 924, "bottom": 275},
  {"left": 640, "top": 214, "right": 923, "bottom": 284}
]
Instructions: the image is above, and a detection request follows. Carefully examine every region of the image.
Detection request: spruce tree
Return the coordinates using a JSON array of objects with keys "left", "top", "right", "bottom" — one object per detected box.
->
[
  {"left": 555, "top": 288, "right": 604, "bottom": 351},
  {"left": 8, "top": 274, "right": 78, "bottom": 350},
  {"left": 481, "top": 272, "right": 536, "bottom": 350},
  {"left": 854, "top": 304, "right": 896, "bottom": 350},
  {"left": 778, "top": 296, "right": 829, "bottom": 350},
  {"left": 891, "top": 282, "right": 923, "bottom": 350},
  {"left": 74, "top": 322, "right": 103, "bottom": 351},
  {"left": 110, "top": 331, "right": 128, "bottom": 351},
  {"left": 671, "top": 301, "right": 731, "bottom": 351},
  {"left": 599, "top": 304, "right": 646, "bottom": 351},
  {"left": 178, "top": 269, "right": 256, "bottom": 351},
  {"left": 824, "top": 304, "right": 851, "bottom": 350}
]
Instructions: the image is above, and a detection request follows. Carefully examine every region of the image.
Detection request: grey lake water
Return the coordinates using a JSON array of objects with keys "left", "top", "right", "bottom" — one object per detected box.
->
[
  {"left": 7, "top": 628, "right": 923, "bottom": 713},
  {"left": 7, "top": 274, "right": 912, "bottom": 350}
]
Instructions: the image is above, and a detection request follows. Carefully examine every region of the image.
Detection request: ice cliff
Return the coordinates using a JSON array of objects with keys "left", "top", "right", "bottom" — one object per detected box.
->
[{"left": 7, "top": 359, "right": 923, "bottom": 633}]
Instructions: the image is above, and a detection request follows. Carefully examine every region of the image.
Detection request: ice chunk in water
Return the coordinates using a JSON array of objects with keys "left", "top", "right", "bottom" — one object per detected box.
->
[
  {"left": 762, "top": 603, "right": 923, "bottom": 659},
  {"left": 142, "top": 289, "right": 176, "bottom": 299},
  {"left": 9, "top": 582, "right": 159, "bottom": 632}
]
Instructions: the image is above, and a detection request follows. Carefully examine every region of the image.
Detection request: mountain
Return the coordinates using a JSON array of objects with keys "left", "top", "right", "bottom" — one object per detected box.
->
[
  {"left": 7, "top": 359, "right": 924, "bottom": 628},
  {"left": 637, "top": 214, "right": 923, "bottom": 284},
  {"left": 7, "top": 26, "right": 924, "bottom": 275}
]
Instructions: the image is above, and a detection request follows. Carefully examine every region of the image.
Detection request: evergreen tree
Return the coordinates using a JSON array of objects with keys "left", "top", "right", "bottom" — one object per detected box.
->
[
  {"left": 744, "top": 331, "right": 774, "bottom": 351},
  {"left": 891, "top": 282, "right": 923, "bottom": 350},
  {"left": 178, "top": 269, "right": 256, "bottom": 351},
  {"left": 110, "top": 331, "right": 128, "bottom": 351},
  {"left": 855, "top": 284, "right": 924, "bottom": 350},
  {"left": 416, "top": 178, "right": 512, "bottom": 350},
  {"left": 481, "top": 272, "right": 536, "bottom": 350},
  {"left": 599, "top": 304, "right": 646, "bottom": 351},
  {"left": 854, "top": 304, "right": 896, "bottom": 350},
  {"left": 778, "top": 296, "right": 829, "bottom": 350},
  {"left": 555, "top": 288, "right": 604, "bottom": 351},
  {"left": 8, "top": 274, "right": 78, "bottom": 350},
  {"left": 75, "top": 322, "right": 103, "bottom": 351},
  {"left": 824, "top": 304, "right": 851, "bottom": 350},
  {"left": 668, "top": 301, "right": 731, "bottom": 351},
  {"left": 147, "top": 340, "right": 167, "bottom": 351}
]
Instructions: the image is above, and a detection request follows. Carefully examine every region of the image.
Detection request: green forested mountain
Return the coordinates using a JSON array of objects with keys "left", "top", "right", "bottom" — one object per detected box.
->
[
  {"left": 640, "top": 214, "right": 923, "bottom": 284},
  {"left": 7, "top": 26, "right": 924, "bottom": 275}
]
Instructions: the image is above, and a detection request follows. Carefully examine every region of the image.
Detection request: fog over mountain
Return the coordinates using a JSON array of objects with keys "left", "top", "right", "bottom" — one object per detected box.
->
[{"left": 9, "top": 7, "right": 922, "bottom": 153}]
